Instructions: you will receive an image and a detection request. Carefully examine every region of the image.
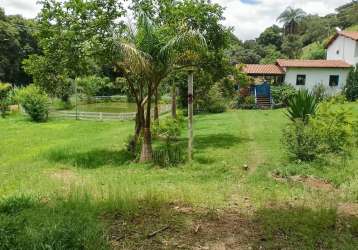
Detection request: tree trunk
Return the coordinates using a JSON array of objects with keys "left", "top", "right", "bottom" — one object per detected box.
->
[
  {"left": 129, "top": 102, "right": 144, "bottom": 156},
  {"left": 154, "top": 88, "right": 159, "bottom": 121},
  {"left": 171, "top": 84, "right": 177, "bottom": 119},
  {"left": 140, "top": 87, "right": 153, "bottom": 162}
]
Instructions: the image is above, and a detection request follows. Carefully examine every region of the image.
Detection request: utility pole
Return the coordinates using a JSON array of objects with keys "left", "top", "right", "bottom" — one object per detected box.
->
[{"left": 188, "top": 72, "right": 194, "bottom": 162}]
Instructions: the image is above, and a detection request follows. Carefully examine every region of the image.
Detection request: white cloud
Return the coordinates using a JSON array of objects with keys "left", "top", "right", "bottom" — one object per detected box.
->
[
  {"left": 0, "top": 0, "right": 352, "bottom": 40},
  {"left": 0, "top": 0, "right": 40, "bottom": 18},
  {"left": 213, "top": 0, "right": 351, "bottom": 40}
]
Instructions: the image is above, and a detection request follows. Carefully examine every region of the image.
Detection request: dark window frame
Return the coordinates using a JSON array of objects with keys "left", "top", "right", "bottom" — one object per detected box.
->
[
  {"left": 296, "top": 75, "right": 306, "bottom": 86},
  {"left": 329, "top": 75, "right": 339, "bottom": 87}
]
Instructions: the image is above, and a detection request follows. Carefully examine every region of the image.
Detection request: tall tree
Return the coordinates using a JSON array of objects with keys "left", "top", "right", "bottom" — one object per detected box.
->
[
  {"left": 23, "top": 0, "right": 124, "bottom": 102},
  {"left": 115, "top": 13, "right": 206, "bottom": 162},
  {"left": 277, "top": 7, "right": 306, "bottom": 34},
  {"left": 0, "top": 8, "right": 38, "bottom": 86}
]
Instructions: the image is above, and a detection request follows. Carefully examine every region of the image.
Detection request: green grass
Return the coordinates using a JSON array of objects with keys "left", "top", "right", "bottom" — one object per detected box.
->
[{"left": 0, "top": 103, "right": 357, "bottom": 249}]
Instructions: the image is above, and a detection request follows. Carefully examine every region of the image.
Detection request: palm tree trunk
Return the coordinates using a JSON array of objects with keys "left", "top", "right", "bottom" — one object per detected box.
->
[
  {"left": 154, "top": 88, "right": 159, "bottom": 121},
  {"left": 171, "top": 84, "right": 177, "bottom": 119},
  {"left": 129, "top": 102, "right": 144, "bottom": 156},
  {"left": 140, "top": 87, "right": 153, "bottom": 162}
]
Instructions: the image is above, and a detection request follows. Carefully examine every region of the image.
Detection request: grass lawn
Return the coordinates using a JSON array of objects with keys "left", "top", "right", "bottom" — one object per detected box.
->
[{"left": 0, "top": 103, "right": 357, "bottom": 249}]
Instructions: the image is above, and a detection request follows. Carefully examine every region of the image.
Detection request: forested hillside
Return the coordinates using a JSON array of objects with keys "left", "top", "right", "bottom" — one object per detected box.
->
[{"left": 228, "top": 1, "right": 358, "bottom": 64}]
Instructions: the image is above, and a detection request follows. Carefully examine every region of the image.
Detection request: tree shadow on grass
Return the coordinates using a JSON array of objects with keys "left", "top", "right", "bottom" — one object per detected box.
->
[
  {"left": 195, "top": 133, "right": 251, "bottom": 150},
  {"left": 46, "top": 148, "right": 132, "bottom": 169}
]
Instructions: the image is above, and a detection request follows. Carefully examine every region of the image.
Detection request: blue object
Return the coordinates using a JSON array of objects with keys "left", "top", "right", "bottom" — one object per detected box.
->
[{"left": 255, "top": 82, "right": 271, "bottom": 97}]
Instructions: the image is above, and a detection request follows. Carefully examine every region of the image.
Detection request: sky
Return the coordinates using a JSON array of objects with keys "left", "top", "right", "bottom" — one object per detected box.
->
[{"left": 0, "top": 0, "right": 352, "bottom": 40}]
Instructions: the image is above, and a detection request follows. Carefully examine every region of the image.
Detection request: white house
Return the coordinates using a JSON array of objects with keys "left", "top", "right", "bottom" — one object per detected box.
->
[
  {"left": 243, "top": 59, "right": 351, "bottom": 94},
  {"left": 241, "top": 31, "right": 358, "bottom": 101},
  {"left": 326, "top": 31, "right": 358, "bottom": 66},
  {"left": 276, "top": 59, "right": 351, "bottom": 95}
]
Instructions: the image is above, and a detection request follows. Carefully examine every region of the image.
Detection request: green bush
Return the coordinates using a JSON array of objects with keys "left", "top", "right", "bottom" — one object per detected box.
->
[
  {"left": 344, "top": 65, "right": 358, "bottom": 101},
  {"left": 0, "top": 83, "right": 12, "bottom": 118},
  {"left": 76, "top": 75, "right": 111, "bottom": 102},
  {"left": 283, "top": 121, "right": 320, "bottom": 161},
  {"left": 283, "top": 101, "right": 356, "bottom": 161},
  {"left": 205, "top": 84, "right": 227, "bottom": 113},
  {"left": 271, "top": 84, "right": 297, "bottom": 106},
  {"left": 310, "top": 102, "right": 355, "bottom": 157},
  {"left": 287, "top": 89, "right": 318, "bottom": 124},
  {"left": 244, "top": 95, "right": 255, "bottom": 105},
  {"left": 16, "top": 85, "right": 49, "bottom": 122},
  {"left": 312, "top": 83, "right": 327, "bottom": 102},
  {"left": 152, "top": 112, "right": 184, "bottom": 143}
]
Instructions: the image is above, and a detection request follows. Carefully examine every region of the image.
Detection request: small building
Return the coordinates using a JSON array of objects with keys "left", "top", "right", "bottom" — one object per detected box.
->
[
  {"left": 326, "top": 31, "right": 358, "bottom": 66},
  {"left": 276, "top": 59, "right": 351, "bottom": 95},
  {"left": 242, "top": 59, "right": 351, "bottom": 94}
]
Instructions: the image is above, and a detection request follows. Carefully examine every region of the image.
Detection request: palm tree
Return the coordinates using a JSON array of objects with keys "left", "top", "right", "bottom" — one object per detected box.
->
[
  {"left": 115, "top": 14, "right": 206, "bottom": 162},
  {"left": 277, "top": 7, "right": 306, "bottom": 34}
]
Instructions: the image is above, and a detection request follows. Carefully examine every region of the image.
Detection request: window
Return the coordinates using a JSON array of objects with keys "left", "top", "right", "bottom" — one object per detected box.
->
[
  {"left": 296, "top": 75, "right": 306, "bottom": 85},
  {"left": 336, "top": 49, "right": 340, "bottom": 55},
  {"left": 355, "top": 42, "right": 358, "bottom": 57},
  {"left": 329, "top": 75, "right": 339, "bottom": 87}
]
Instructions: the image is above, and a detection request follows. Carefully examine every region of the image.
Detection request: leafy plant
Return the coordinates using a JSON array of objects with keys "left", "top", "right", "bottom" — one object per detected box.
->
[
  {"left": 152, "top": 112, "right": 184, "bottom": 144},
  {"left": 287, "top": 89, "right": 318, "bottom": 124},
  {"left": 283, "top": 101, "right": 356, "bottom": 161},
  {"left": 312, "top": 83, "right": 327, "bottom": 102},
  {"left": 283, "top": 121, "right": 320, "bottom": 161},
  {"left": 244, "top": 95, "right": 255, "bottom": 105},
  {"left": 15, "top": 85, "right": 49, "bottom": 122},
  {"left": 344, "top": 65, "right": 358, "bottom": 101},
  {"left": 75, "top": 76, "right": 111, "bottom": 102},
  {"left": 310, "top": 102, "right": 355, "bottom": 157},
  {"left": 271, "top": 84, "right": 297, "bottom": 106},
  {"left": 0, "top": 83, "right": 11, "bottom": 118},
  {"left": 205, "top": 84, "right": 227, "bottom": 113}
]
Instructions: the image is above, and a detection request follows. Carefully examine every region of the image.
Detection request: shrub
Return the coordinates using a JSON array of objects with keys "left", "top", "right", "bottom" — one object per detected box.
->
[
  {"left": 344, "top": 65, "right": 358, "bottom": 101},
  {"left": 271, "top": 84, "right": 297, "bottom": 106},
  {"left": 283, "top": 121, "right": 320, "bottom": 161},
  {"left": 0, "top": 83, "right": 12, "bottom": 118},
  {"left": 283, "top": 101, "right": 356, "bottom": 161},
  {"left": 16, "top": 85, "right": 49, "bottom": 122},
  {"left": 312, "top": 83, "right": 327, "bottom": 102},
  {"left": 310, "top": 102, "right": 355, "bottom": 158},
  {"left": 152, "top": 112, "right": 184, "bottom": 144},
  {"left": 206, "top": 84, "right": 227, "bottom": 113},
  {"left": 244, "top": 95, "right": 255, "bottom": 105},
  {"left": 75, "top": 75, "right": 111, "bottom": 102},
  {"left": 287, "top": 89, "right": 318, "bottom": 124}
]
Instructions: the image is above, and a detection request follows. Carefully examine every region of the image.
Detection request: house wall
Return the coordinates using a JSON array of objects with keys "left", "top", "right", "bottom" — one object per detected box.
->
[
  {"left": 327, "top": 35, "right": 358, "bottom": 66},
  {"left": 284, "top": 67, "right": 350, "bottom": 94}
]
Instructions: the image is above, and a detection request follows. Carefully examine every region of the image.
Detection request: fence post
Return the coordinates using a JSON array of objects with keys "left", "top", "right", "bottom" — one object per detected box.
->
[{"left": 99, "top": 112, "right": 103, "bottom": 121}]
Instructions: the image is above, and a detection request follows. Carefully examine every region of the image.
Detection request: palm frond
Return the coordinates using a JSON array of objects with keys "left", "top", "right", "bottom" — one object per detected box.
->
[
  {"left": 116, "top": 41, "right": 152, "bottom": 74},
  {"left": 160, "top": 28, "right": 207, "bottom": 63}
]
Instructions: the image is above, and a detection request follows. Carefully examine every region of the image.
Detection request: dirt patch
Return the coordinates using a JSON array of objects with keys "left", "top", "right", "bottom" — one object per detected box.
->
[
  {"left": 104, "top": 206, "right": 263, "bottom": 250},
  {"left": 272, "top": 173, "right": 336, "bottom": 191},
  {"left": 49, "top": 169, "right": 78, "bottom": 185},
  {"left": 338, "top": 203, "right": 358, "bottom": 217}
]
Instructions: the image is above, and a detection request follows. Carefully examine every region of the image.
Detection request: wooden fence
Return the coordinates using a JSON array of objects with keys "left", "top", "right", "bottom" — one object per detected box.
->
[{"left": 49, "top": 104, "right": 172, "bottom": 121}]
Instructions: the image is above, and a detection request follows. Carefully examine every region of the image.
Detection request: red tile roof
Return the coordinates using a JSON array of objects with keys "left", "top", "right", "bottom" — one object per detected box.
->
[
  {"left": 242, "top": 64, "right": 284, "bottom": 75},
  {"left": 325, "top": 31, "right": 358, "bottom": 48},
  {"left": 276, "top": 59, "right": 351, "bottom": 68}
]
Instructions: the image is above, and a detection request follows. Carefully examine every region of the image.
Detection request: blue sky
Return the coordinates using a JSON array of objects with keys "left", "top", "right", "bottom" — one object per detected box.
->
[{"left": 0, "top": 0, "right": 352, "bottom": 40}]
